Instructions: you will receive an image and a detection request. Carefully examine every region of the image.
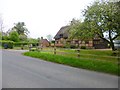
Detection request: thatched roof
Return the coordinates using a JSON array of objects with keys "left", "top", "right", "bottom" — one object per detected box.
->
[{"left": 54, "top": 26, "right": 70, "bottom": 40}]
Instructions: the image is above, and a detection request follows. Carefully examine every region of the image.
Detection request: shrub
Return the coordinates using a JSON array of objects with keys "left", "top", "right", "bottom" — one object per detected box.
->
[
  {"left": 14, "top": 42, "right": 28, "bottom": 46},
  {"left": 63, "top": 43, "right": 70, "bottom": 48},
  {"left": 81, "top": 46, "right": 86, "bottom": 49},
  {"left": 112, "top": 51, "right": 119, "bottom": 56},
  {"left": 31, "top": 42, "right": 39, "bottom": 47},
  {"left": 70, "top": 45, "right": 77, "bottom": 49},
  {"left": 30, "top": 48, "right": 37, "bottom": 51},
  {"left": 51, "top": 40, "right": 55, "bottom": 43}
]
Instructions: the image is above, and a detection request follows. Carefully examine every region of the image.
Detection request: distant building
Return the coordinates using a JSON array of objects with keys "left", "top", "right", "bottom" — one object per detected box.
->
[
  {"left": 54, "top": 26, "right": 108, "bottom": 49},
  {"left": 114, "top": 40, "right": 120, "bottom": 50},
  {"left": 39, "top": 37, "right": 50, "bottom": 47}
]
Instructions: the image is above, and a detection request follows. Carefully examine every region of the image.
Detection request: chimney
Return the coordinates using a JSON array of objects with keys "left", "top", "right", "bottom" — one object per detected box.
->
[{"left": 41, "top": 37, "right": 43, "bottom": 40}]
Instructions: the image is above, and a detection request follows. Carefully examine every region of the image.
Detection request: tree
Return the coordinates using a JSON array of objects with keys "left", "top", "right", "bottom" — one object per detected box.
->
[
  {"left": 27, "top": 38, "right": 39, "bottom": 43},
  {"left": 2, "top": 35, "right": 9, "bottom": 40},
  {"left": 68, "top": 19, "right": 94, "bottom": 48},
  {"left": 9, "top": 31, "right": 19, "bottom": 42},
  {"left": 11, "top": 22, "right": 29, "bottom": 42},
  {"left": 0, "top": 14, "right": 5, "bottom": 40},
  {"left": 0, "top": 32, "right": 2, "bottom": 40},
  {"left": 83, "top": 1, "right": 120, "bottom": 50},
  {"left": 12, "top": 22, "right": 29, "bottom": 35},
  {"left": 0, "top": 15, "right": 4, "bottom": 32},
  {"left": 19, "top": 34, "right": 27, "bottom": 41},
  {"left": 46, "top": 34, "right": 53, "bottom": 42},
  {"left": 69, "top": 19, "right": 94, "bottom": 40}
]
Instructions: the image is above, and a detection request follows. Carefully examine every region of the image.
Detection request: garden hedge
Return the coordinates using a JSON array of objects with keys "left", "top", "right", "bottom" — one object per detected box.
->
[
  {"left": 0, "top": 40, "right": 14, "bottom": 49},
  {"left": 14, "top": 42, "right": 39, "bottom": 47}
]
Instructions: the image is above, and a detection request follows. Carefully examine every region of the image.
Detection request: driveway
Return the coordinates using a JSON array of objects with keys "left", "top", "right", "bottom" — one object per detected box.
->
[{"left": 2, "top": 50, "right": 118, "bottom": 88}]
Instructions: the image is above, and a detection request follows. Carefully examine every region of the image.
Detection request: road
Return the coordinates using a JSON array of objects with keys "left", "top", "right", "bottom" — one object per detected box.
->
[{"left": 2, "top": 50, "right": 118, "bottom": 88}]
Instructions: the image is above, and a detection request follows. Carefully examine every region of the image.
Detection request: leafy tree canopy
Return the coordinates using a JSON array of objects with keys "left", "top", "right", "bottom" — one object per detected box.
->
[
  {"left": 12, "top": 22, "right": 29, "bottom": 35},
  {"left": 82, "top": 1, "right": 119, "bottom": 50},
  {"left": 9, "top": 31, "right": 19, "bottom": 42},
  {"left": 69, "top": 19, "right": 94, "bottom": 40}
]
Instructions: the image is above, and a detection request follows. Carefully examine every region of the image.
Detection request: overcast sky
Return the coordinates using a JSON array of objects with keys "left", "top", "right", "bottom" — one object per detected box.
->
[{"left": 0, "top": 0, "right": 94, "bottom": 39}]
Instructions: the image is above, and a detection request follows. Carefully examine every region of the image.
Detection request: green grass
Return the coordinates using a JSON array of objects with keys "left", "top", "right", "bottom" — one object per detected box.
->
[
  {"left": 23, "top": 51, "right": 119, "bottom": 75},
  {"left": 43, "top": 47, "right": 113, "bottom": 56},
  {"left": 38, "top": 48, "right": 117, "bottom": 63}
]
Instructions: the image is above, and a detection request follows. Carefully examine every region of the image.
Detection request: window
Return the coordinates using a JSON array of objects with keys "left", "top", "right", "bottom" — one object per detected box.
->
[
  {"left": 94, "top": 41, "right": 100, "bottom": 44},
  {"left": 85, "top": 41, "right": 89, "bottom": 44},
  {"left": 59, "top": 34, "right": 63, "bottom": 38},
  {"left": 75, "top": 41, "right": 78, "bottom": 44},
  {"left": 55, "top": 41, "right": 59, "bottom": 44}
]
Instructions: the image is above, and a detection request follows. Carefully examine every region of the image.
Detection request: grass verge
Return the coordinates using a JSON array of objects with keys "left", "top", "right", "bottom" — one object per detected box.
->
[
  {"left": 39, "top": 48, "right": 117, "bottom": 63},
  {"left": 23, "top": 51, "right": 119, "bottom": 76}
]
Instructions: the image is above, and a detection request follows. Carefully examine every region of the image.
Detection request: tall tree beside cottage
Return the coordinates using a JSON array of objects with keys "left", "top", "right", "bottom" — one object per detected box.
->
[
  {"left": 83, "top": 1, "right": 120, "bottom": 51},
  {"left": 69, "top": 19, "right": 94, "bottom": 40},
  {"left": 68, "top": 19, "right": 94, "bottom": 48},
  {"left": 46, "top": 34, "right": 53, "bottom": 42}
]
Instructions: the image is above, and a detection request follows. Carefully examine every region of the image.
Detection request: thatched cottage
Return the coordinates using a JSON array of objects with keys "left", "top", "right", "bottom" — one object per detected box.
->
[{"left": 54, "top": 26, "right": 108, "bottom": 49}]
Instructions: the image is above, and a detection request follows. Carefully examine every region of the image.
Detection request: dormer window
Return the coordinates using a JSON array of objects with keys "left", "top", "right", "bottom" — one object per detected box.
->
[{"left": 59, "top": 34, "right": 63, "bottom": 38}]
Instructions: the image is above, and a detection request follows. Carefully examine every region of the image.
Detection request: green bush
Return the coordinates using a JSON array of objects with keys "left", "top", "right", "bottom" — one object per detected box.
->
[
  {"left": 63, "top": 43, "right": 70, "bottom": 48},
  {"left": 70, "top": 45, "right": 77, "bottom": 49},
  {"left": 14, "top": 42, "right": 28, "bottom": 46},
  {"left": 51, "top": 40, "right": 55, "bottom": 43},
  {"left": 0, "top": 40, "right": 14, "bottom": 49},
  {"left": 81, "top": 46, "right": 86, "bottom": 49}
]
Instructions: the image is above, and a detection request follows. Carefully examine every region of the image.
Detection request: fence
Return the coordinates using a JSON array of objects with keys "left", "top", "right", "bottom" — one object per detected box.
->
[{"left": 36, "top": 47, "right": 118, "bottom": 63}]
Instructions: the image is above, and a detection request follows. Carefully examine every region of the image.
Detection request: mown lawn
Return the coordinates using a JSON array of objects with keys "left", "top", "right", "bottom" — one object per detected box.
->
[{"left": 23, "top": 49, "right": 119, "bottom": 76}]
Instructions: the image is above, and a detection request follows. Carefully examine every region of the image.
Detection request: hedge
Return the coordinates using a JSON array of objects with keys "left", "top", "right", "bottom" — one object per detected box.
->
[
  {"left": 0, "top": 40, "right": 39, "bottom": 49},
  {"left": 14, "top": 42, "right": 39, "bottom": 47},
  {"left": 14, "top": 42, "right": 28, "bottom": 46},
  {"left": 0, "top": 40, "right": 14, "bottom": 49}
]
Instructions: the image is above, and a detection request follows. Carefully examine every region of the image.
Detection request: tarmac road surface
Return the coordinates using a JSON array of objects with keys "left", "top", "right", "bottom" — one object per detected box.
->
[{"left": 2, "top": 50, "right": 118, "bottom": 88}]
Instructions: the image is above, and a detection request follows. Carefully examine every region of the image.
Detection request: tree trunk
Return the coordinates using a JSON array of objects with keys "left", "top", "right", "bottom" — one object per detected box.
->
[
  {"left": 108, "top": 30, "right": 115, "bottom": 51},
  {"left": 97, "top": 34, "right": 115, "bottom": 51},
  {"left": 110, "top": 40, "right": 115, "bottom": 51}
]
